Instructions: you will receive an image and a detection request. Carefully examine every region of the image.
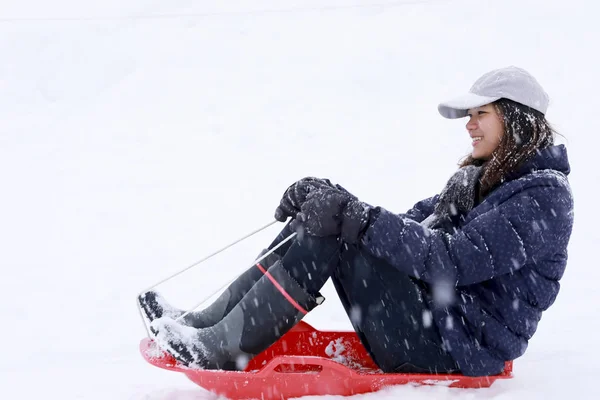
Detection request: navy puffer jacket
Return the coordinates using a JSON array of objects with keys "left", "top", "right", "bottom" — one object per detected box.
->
[{"left": 361, "top": 145, "right": 574, "bottom": 376}]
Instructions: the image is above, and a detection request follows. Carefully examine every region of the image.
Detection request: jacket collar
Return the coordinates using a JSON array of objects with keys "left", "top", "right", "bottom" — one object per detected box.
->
[{"left": 504, "top": 144, "right": 570, "bottom": 182}]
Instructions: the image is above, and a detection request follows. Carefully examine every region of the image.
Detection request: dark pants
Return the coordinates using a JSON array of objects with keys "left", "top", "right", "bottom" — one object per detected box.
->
[{"left": 269, "top": 224, "right": 459, "bottom": 374}]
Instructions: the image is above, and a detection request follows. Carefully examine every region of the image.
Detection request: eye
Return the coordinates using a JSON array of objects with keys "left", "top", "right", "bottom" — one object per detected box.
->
[{"left": 478, "top": 111, "right": 487, "bottom": 115}]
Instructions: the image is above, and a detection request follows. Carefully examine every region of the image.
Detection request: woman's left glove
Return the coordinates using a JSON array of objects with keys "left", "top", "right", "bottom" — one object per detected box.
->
[{"left": 293, "top": 187, "right": 372, "bottom": 244}]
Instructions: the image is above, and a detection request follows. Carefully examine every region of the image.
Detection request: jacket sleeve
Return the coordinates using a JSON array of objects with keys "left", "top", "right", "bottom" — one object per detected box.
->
[
  {"left": 361, "top": 184, "right": 573, "bottom": 286},
  {"left": 398, "top": 195, "right": 439, "bottom": 223}
]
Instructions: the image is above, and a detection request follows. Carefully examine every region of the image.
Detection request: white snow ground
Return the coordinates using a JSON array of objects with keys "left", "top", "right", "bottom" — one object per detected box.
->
[{"left": 1, "top": 0, "right": 599, "bottom": 399}]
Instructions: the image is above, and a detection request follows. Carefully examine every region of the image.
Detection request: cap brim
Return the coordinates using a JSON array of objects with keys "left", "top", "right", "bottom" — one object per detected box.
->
[{"left": 438, "top": 93, "right": 501, "bottom": 119}]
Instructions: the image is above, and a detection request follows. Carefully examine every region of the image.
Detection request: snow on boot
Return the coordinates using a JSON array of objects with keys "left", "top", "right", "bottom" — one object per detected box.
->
[
  {"left": 139, "top": 249, "right": 282, "bottom": 329},
  {"left": 138, "top": 290, "right": 184, "bottom": 322},
  {"left": 138, "top": 290, "right": 221, "bottom": 329},
  {"left": 150, "top": 260, "right": 323, "bottom": 370},
  {"left": 150, "top": 316, "right": 222, "bottom": 368}
]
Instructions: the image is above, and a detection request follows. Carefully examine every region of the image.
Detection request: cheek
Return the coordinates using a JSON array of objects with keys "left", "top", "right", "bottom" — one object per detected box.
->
[
  {"left": 492, "top": 122, "right": 504, "bottom": 144},
  {"left": 482, "top": 119, "right": 504, "bottom": 144}
]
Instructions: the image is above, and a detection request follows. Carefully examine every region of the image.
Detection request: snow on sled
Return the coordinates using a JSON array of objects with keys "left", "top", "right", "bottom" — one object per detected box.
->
[{"left": 140, "top": 320, "right": 513, "bottom": 399}]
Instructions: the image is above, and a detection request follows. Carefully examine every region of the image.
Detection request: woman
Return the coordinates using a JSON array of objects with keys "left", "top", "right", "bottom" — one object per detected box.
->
[{"left": 139, "top": 66, "right": 574, "bottom": 377}]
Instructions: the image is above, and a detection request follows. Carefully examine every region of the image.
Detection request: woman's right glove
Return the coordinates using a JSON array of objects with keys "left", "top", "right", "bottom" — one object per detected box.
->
[{"left": 274, "top": 177, "right": 353, "bottom": 222}]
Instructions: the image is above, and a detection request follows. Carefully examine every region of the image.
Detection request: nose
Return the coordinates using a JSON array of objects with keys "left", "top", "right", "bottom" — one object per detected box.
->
[{"left": 466, "top": 115, "right": 478, "bottom": 132}]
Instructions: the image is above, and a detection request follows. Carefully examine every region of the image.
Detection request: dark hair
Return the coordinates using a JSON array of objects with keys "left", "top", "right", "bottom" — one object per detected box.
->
[{"left": 459, "top": 98, "right": 556, "bottom": 197}]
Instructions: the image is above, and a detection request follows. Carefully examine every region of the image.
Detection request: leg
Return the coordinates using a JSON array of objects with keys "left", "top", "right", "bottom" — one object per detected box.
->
[
  {"left": 139, "top": 223, "right": 297, "bottom": 328},
  {"left": 151, "top": 233, "right": 342, "bottom": 369},
  {"left": 138, "top": 249, "right": 282, "bottom": 328},
  {"left": 332, "top": 246, "right": 459, "bottom": 374}
]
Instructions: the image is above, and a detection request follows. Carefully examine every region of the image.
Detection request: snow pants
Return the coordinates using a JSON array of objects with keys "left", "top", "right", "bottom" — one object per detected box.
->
[{"left": 269, "top": 223, "right": 460, "bottom": 374}]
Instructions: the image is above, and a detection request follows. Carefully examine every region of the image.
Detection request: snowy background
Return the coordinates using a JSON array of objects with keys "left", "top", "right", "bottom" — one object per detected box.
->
[{"left": 1, "top": 0, "right": 599, "bottom": 399}]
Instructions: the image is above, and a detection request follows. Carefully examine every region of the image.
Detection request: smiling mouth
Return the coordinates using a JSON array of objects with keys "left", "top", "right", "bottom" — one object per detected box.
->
[{"left": 472, "top": 137, "right": 483, "bottom": 146}]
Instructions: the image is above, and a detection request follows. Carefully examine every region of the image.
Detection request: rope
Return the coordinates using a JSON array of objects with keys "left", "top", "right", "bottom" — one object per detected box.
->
[
  {"left": 137, "top": 219, "right": 282, "bottom": 336},
  {"left": 138, "top": 220, "right": 279, "bottom": 296},
  {"left": 176, "top": 231, "right": 297, "bottom": 321}
]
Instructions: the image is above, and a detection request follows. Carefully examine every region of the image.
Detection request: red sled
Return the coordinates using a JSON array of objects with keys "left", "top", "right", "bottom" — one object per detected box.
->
[{"left": 140, "top": 321, "right": 513, "bottom": 399}]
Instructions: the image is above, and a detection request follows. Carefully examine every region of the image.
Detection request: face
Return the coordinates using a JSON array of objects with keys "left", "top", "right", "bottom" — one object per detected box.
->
[{"left": 466, "top": 104, "right": 504, "bottom": 160}]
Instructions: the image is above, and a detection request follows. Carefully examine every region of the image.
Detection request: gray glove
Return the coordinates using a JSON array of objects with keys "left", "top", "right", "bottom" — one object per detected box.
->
[
  {"left": 291, "top": 187, "right": 371, "bottom": 244},
  {"left": 274, "top": 177, "right": 353, "bottom": 222}
]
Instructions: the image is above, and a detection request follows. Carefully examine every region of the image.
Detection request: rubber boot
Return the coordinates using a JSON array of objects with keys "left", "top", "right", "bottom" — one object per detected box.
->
[
  {"left": 150, "top": 260, "right": 324, "bottom": 370},
  {"left": 138, "top": 250, "right": 281, "bottom": 329}
]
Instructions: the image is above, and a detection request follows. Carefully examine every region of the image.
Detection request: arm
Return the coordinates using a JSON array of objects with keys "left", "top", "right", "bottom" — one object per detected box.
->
[
  {"left": 398, "top": 195, "right": 439, "bottom": 223},
  {"left": 361, "top": 183, "right": 573, "bottom": 286}
]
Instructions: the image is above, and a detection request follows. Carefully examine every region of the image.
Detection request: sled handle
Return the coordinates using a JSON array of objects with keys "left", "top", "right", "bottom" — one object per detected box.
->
[{"left": 257, "top": 356, "right": 357, "bottom": 379}]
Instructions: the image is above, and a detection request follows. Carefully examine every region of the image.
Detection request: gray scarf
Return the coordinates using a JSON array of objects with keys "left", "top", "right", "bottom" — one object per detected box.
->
[{"left": 421, "top": 165, "right": 483, "bottom": 232}]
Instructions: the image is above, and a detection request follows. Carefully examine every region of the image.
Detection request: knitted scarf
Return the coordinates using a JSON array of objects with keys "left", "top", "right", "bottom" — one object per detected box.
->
[{"left": 421, "top": 165, "right": 484, "bottom": 232}]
